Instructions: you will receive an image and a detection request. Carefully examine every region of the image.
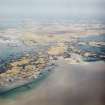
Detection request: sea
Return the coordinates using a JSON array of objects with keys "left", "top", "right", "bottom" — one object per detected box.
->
[{"left": 0, "top": 17, "right": 105, "bottom": 104}]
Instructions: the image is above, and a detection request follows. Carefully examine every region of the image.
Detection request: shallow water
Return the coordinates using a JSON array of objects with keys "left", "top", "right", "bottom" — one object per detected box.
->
[
  {"left": 0, "top": 61, "right": 105, "bottom": 105},
  {"left": 73, "top": 35, "right": 105, "bottom": 62},
  {"left": 0, "top": 67, "right": 52, "bottom": 98},
  {"left": 80, "top": 35, "right": 105, "bottom": 42},
  {"left": 0, "top": 22, "right": 105, "bottom": 105}
]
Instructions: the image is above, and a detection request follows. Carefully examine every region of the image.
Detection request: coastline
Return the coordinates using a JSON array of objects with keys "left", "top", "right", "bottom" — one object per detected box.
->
[
  {"left": 0, "top": 22, "right": 105, "bottom": 105},
  {"left": 0, "top": 61, "right": 105, "bottom": 105}
]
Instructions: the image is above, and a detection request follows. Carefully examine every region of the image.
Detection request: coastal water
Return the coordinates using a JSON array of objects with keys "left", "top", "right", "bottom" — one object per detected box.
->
[
  {"left": 76, "top": 35, "right": 105, "bottom": 62},
  {"left": 0, "top": 35, "right": 105, "bottom": 73},
  {"left": 0, "top": 19, "right": 105, "bottom": 105},
  {"left": 0, "top": 45, "right": 30, "bottom": 73},
  {"left": 0, "top": 66, "right": 52, "bottom": 98},
  {"left": 0, "top": 34, "right": 105, "bottom": 97},
  {"left": 0, "top": 61, "right": 105, "bottom": 105}
]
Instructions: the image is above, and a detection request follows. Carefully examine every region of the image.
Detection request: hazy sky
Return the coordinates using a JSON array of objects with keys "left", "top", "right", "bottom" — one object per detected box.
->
[{"left": 0, "top": 0, "right": 105, "bottom": 20}]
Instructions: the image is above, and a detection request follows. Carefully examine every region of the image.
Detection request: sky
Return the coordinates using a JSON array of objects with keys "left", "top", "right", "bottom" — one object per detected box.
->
[{"left": 0, "top": 0, "right": 105, "bottom": 20}]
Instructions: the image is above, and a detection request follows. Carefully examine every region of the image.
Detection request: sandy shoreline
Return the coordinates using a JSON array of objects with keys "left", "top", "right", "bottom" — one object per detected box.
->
[
  {"left": 0, "top": 61, "right": 105, "bottom": 105},
  {"left": 0, "top": 23, "right": 105, "bottom": 105}
]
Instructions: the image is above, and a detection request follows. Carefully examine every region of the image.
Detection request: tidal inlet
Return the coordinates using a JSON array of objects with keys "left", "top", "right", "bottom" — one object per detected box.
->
[{"left": 0, "top": 0, "right": 105, "bottom": 105}]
